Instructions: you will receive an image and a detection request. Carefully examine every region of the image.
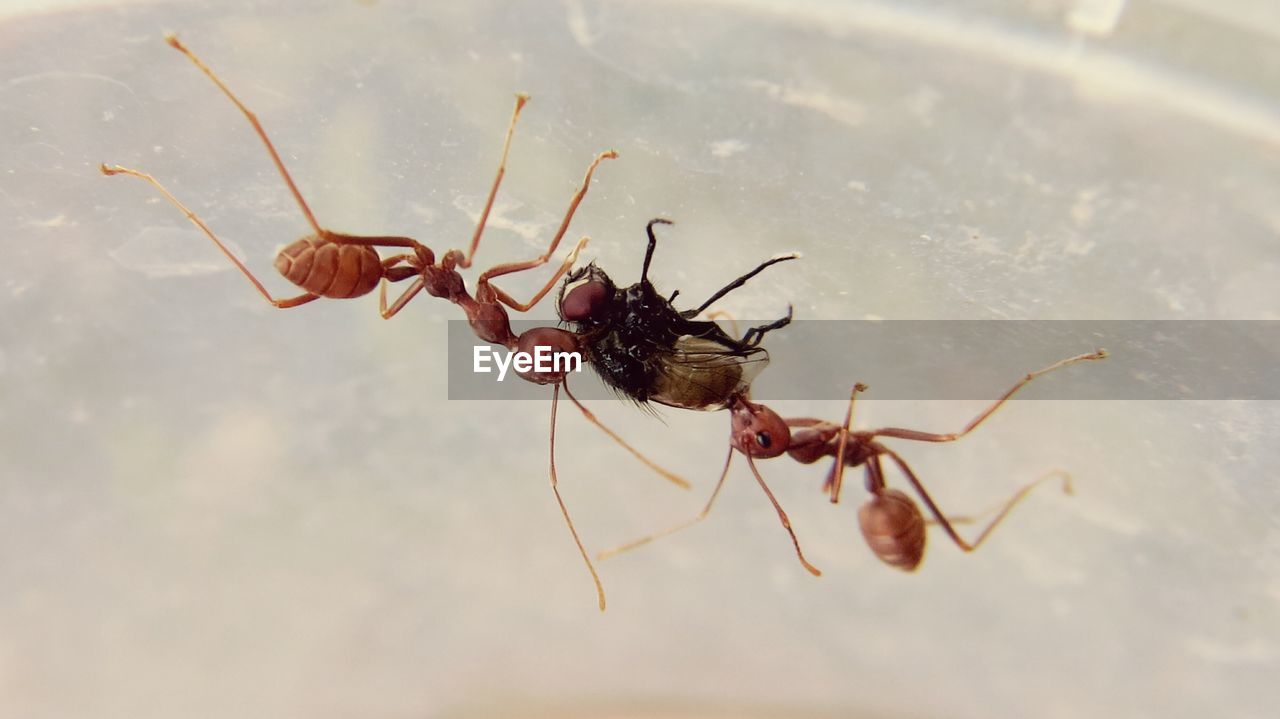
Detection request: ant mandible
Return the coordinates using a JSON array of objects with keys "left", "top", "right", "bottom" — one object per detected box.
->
[
  {"left": 601, "top": 350, "right": 1108, "bottom": 574},
  {"left": 101, "top": 34, "right": 616, "bottom": 328}
]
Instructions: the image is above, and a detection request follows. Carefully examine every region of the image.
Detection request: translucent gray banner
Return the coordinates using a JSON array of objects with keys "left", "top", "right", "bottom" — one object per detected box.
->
[{"left": 446, "top": 320, "right": 1279, "bottom": 401}]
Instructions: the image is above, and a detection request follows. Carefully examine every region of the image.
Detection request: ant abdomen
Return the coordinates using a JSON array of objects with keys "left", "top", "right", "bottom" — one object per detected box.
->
[
  {"left": 858, "top": 488, "right": 926, "bottom": 571},
  {"left": 274, "top": 236, "right": 384, "bottom": 299}
]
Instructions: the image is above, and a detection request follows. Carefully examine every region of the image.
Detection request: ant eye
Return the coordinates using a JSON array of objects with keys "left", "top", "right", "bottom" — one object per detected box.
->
[
  {"left": 561, "top": 280, "right": 609, "bottom": 322},
  {"left": 755, "top": 431, "right": 772, "bottom": 449}
]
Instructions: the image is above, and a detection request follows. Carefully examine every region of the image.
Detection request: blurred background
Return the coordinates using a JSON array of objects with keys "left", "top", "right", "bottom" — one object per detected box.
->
[{"left": 1, "top": 0, "right": 1277, "bottom": 717}]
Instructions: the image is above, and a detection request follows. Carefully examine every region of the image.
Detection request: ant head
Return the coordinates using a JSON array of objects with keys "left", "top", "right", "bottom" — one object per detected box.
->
[
  {"left": 730, "top": 397, "right": 791, "bottom": 458},
  {"left": 559, "top": 264, "right": 616, "bottom": 325},
  {"left": 515, "top": 327, "right": 583, "bottom": 385}
]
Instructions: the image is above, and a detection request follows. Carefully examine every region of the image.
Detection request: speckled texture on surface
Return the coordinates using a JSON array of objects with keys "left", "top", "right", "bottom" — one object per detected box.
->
[{"left": 2, "top": 1, "right": 1278, "bottom": 718}]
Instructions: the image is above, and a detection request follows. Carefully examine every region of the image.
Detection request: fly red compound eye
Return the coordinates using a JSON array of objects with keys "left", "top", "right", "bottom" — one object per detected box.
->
[{"left": 561, "top": 280, "right": 610, "bottom": 321}]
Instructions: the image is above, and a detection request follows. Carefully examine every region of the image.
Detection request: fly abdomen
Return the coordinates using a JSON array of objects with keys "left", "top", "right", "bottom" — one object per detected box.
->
[
  {"left": 274, "top": 236, "right": 383, "bottom": 299},
  {"left": 858, "top": 489, "right": 926, "bottom": 571}
]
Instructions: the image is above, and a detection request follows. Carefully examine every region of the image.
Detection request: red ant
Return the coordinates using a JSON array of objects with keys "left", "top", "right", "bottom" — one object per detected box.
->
[
  {"left": 100, "top": 34, "right": 686, "bottom": 611},
  {"left": 600, "top": 350, "right": 1108, "bottom": 574},
  {"left": 100, "top": 34, "right": 615, "bottom": 331}
]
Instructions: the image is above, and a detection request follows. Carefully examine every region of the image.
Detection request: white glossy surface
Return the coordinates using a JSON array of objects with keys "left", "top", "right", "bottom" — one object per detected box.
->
[{"left": 2, "top": 1, "right": 1278, "bottom": 717}]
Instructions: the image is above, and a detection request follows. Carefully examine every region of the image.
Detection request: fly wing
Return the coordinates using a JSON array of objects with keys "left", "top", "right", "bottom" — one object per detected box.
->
[{"left": 648, "top": 334, "right": 770, "bottom": 410}]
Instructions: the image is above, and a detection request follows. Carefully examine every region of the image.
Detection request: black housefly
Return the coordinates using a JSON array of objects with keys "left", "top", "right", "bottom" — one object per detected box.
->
[{"left": 557, "top": 218, "right": 797, "bottom": 410}]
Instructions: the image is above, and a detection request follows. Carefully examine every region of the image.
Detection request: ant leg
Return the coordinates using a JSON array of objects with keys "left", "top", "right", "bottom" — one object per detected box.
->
[
  {"left": 100, "top": 164, "right": 318, "bottom": 308},
  {"left": 481, "top": 236, "right": 591, "bottom": 312},
  {"left": 377, "top": 253, "right": 434, "bottom": 319},
  {"left": 472, "top": 145, "right": 616, "bottom": 280},
  {"left": 379, "top": 277, "right": 426, "bottom": 319},
  {"left": 868, "top": 350, "right": 1109, "bottom": 444},
  {"left": 548, "top": 384, "right": 606, "bottom": 611},
  {"left": 464, "top": 146, "right": 616, "bottom": 270},
  {"left": 560, "top": 380, "right": 691, "bottom": 490},
  {"left": 883, "top": 450, "right": 1072, "bottom": 553},
  {"left": 459, "top": 93, "right": 528, "bottom": 268},
  {"left": 689, "top": 252, "right": 801, "bottom": 316},
  {"left": 380, "top": 279, "right": 424, "bottom": 319},
  {"left": 740, "top": 305, "right": 794, "bottom": 347},
  {"left": 743, "top": 454, "right": 822, "bottom": 576},
  {"left": 827, "top": 383, "right": 870, "bottom": 504},
  {"left": 165, "top": 35, "right": 325, "bottom": 238},
  {"left": 377, "top": 252, "right": 421, "bottom": 278},
  {"left": 926, "top": 470, "right": 1074, "bottom": 527},
  {"left": 323, "top": 233, "right": 434, "bottom": 257},
  {"left": 597, "top": 446, "right": 736, "bottom": 561},
  {"left": 546, "top": 149, "right": 617, "bottom": 258}
]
